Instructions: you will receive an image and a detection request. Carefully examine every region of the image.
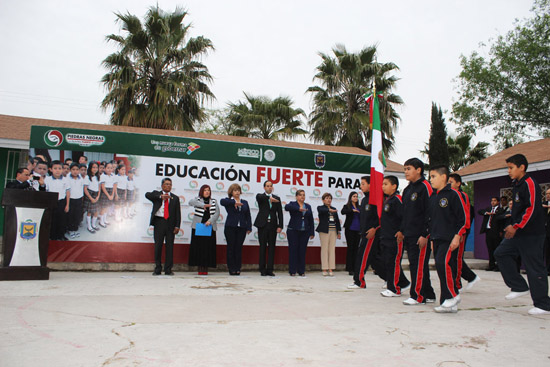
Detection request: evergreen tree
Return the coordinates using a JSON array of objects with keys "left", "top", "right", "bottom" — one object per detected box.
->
[{"left": 425, "top": 103, "right": 449, "bottom": 167}]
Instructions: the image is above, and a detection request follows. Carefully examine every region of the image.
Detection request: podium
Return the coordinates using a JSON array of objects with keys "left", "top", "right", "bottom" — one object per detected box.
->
[{"left": 0, "top": 188, "right": 58, "bottom": 280}]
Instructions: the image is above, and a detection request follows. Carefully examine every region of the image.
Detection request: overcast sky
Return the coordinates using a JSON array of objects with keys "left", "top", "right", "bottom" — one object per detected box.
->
[{"left": 0, "top": 0, "right": 534, "bottom": 164}]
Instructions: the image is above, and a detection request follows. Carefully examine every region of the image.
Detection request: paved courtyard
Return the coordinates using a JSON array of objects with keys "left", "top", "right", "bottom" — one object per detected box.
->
[{"left": 1, "top": 269, "right": 549, "bottom": 367}]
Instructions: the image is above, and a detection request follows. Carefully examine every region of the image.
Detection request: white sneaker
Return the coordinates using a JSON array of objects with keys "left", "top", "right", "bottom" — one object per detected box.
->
[
  {"left": 528, "top": 307, "right": 550, "bottom": 315},
  {"left": 426, "top": 298, "right": 436, "bottom": 303},
  {"left": 505, "top": 290, "right": 530, "bottom": 300},
  {"left": 464, "top": 276, "right": 481, "bottom": 291},
  {"left": 434, "top": 305, "right": 458, "bottom": 313},
  {"left": 381, "top": 289, "right": 401, "bottom": 297},
  {"left": 441, "top": 295, "right": 461, "bottom": 308},
  {"left": 347, "top": 283, "right": 361, "bottom": 289},
  {"left": 403, "top": 297, "right": 422, "bottom": 305}
]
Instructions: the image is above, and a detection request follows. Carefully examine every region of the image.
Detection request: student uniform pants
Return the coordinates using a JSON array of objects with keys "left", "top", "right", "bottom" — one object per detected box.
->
[
  {"left": 495, "top": 234, "right": 550, "bottom": 311},
  {"left": 51, "top": 198, "right": 67, "bottom": 240},
  {"left": 456, "top": 235, "right": 477, "bottom": 289},
  {"left": 68, "top": 198, "right": 83, "bottom": 231},
  {"left": 353, "top": 234, "right": 385, "bottom": 288},
  {"left": 433, "top": 239, "right": 459, "bottom": 304},
  {"left": 405, "top": 236, "right": 436, "bottom": 302},
  {"left": 381, "top": 238, "right": 410, "bottom": 294}
]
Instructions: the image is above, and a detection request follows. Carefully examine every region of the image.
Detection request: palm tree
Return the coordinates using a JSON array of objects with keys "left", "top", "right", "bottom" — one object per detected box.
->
[
  {"left": 226, "top": 93, "right": 308, "bottom": 140},
  {"left": 101, "top": 6, "right": 214, "bottom": 130},
  {"left": 307, "top": 44, "right": 403, "bottom": 155},
  {"left": 447, "top": 134, "right": 490, "bottom": 171}
]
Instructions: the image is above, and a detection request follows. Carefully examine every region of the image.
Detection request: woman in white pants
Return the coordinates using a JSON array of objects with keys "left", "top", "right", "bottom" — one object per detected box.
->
[{"left": 316, "top": 193, "right": 341, "bottom": 276}]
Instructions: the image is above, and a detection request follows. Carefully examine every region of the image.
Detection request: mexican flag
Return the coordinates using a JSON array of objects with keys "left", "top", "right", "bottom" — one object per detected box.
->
[{"left": 366, "top": 92, "right": 386, "bottom": 220}]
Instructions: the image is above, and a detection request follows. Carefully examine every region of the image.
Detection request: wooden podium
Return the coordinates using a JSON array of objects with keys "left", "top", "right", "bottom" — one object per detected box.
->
[{"left": 0, "top": 188, "right": 58, "bottom": 280}]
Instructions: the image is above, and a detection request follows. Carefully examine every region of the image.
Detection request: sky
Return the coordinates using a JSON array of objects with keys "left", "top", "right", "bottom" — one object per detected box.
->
[{"left": 0, "top": 0, "right": 534, "bottom": 164}]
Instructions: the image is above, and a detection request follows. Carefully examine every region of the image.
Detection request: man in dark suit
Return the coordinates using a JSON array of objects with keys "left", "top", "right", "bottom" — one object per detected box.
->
[
  {"left": 254, "top": 180, "right": 284, "bottom": 276},
  {"left": 6, "top": 168, "right": 31, "bottom": 189},
  {"left": 145, "top": 178, "right": 181, "bottom": 276},
  {"left": 478, "top": 197, "right": 504, "bottom": 271}
]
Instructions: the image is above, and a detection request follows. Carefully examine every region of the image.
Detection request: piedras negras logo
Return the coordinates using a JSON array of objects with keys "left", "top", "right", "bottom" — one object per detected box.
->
[{"left": 44, "top": 130, "right": 64, "bottom": 147}]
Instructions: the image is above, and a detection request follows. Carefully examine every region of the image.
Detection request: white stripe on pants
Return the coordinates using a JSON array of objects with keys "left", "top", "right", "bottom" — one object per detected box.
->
[{"left": 320, "top": 229, "right": 337, "bottom": 270}]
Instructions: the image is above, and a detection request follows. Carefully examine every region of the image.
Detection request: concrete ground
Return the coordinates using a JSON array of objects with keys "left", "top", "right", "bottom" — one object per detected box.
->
[{"left": 1, "top": 269, "right": 549, "bottom": 367}]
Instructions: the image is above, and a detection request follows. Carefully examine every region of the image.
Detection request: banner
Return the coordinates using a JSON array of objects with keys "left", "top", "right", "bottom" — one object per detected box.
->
[{"left": 29, "top": 125, "right": 371, "bottom": 262}]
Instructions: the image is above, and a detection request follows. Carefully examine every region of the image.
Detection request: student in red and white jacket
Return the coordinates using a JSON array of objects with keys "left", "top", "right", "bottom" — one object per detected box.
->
[{"left": 494, "top": 154, "right": 550, "bottom": 316}]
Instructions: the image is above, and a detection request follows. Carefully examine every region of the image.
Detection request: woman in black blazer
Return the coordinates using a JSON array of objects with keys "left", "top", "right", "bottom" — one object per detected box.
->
[
  {"left": 220, "top": 183, "right": 252, "bottom": 275},
  {"left": 316, "top": 193, "right": 341, "bottom": 276},
  {"left": 284, "top": 189, "right": 314, "bottom": 276},
  {"left": 341, "top": 191, "right": 361, "bottom": 275}
]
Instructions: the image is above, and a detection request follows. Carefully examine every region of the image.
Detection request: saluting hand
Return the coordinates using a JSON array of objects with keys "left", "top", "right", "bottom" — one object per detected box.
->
[
  {"left": 329, "top": 208, "right": 338, "bottom": 213},
  {"left": 269, "top": 196, "right": 280, "bottom": 203},
  {"left": 160, "top": 193, "right": 170, "bottom": 200}
]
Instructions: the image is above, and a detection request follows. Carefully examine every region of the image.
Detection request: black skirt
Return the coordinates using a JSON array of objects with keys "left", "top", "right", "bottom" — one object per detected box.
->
[{"left": 188, "top": 228, "right": 217, "bottom": 268}]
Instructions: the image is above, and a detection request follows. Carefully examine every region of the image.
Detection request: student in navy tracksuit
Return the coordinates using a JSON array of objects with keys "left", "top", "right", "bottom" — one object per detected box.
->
[
  {"left": 380, "top": 176, "right": 410, "bottom": 297},
  {"left": 494, "top": 154, "right": 550, "bottom": 315},
  {"left": 285, "top": 189, "right": 314, "bottom": 276},
  {"left": 221, "top": 183, "right": 252, "bottom": 275},
  {"left": 448, "top": 173, "right": 480, "bottom": 292},
  {"left": 396, "top": 158, "right": 436, "bottom": 305},
  {"left": 428, "top": 165, "right": 468, "bottom": 313},
  {"left": 348, "top": 176, "right": 385, "bottom": 289}
]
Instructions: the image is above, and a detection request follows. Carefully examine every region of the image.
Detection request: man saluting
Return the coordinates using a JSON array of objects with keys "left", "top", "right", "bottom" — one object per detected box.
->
[
  {"left": 146, "top": 178, "right": 181, "bottom": 276},
  {"left": 254, "top": 180, "right": 284, "bottom": 276}
]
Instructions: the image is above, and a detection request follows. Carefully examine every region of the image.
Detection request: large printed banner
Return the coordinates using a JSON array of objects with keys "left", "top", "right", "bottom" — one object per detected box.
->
[{"left": 30, "top": 126, "right": 370, "bottom": 262}]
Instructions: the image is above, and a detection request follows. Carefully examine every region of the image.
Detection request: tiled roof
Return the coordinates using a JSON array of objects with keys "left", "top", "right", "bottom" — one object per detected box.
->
[
  {"left": 0, "top": 114, "right": 403, "bottom": 172},
  {"left": 456, "top": 138, "right": 550, "bottom": 177}
]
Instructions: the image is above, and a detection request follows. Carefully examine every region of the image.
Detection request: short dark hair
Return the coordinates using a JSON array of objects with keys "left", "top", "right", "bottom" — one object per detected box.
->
[
  {"left": 263, "top": 180, "right": 272, "bottom": 187},
  {"left": 64, "top": 158, "right": 72, "bottom": 163},
  {"left": 70, "top": 162, "right": 80, "bottom": 169},
  {"left": 448, "top": 173, "right": 462, "bottom": 185},
  {"left": 63, "top": 163, "right": 69, "bottom": 168},
  {"left": 81, "top": 155, "right": 88, "bottom": 161},
  {"left": 321, "top": 192, "right": 332, "bottom": 200},
  {"left": 361, "top": 176, "right": 370, "bottom": 184},
  {"left": 161, "top": 178, "right": 172, "bottom": 185},
  {"left": 50, "top": 160, "right": 62, "bottom": 168},
  {"left": 505, "top": 154, "right": 528, "bottom": 171},
  {"left": 36, "top": 160, "right": 47, "bottom": 167},
  {"left": 429, "top": 164, "right": 449, "bottom": 179},
  {"left": 500, "top": 196, "right": 508, "bottom": 201},
  {"left": 491, "top": 196, "right": 500, "bottom": 202},
  {"left": 16, "top": 167, "right": 29, "bottom": 175},
  {"left": 404, "top": 157, "right": 425, "bottom": 175},
  {"left": 79, "top": 164, "right": 87, "bottom": 169},
  {"left": 384, "top": 175, "right": 399, "bottom": 189}
]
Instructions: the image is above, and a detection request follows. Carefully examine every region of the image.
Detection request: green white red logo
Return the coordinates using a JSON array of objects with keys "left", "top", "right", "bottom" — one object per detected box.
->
[{"left": 44, "top": 130, "right": 63, "bottom": 147}]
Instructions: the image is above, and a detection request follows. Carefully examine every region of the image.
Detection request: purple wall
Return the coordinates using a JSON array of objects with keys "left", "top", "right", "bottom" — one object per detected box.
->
[{"left": 472, "top": 169, "right": 550, "bottom": 259}]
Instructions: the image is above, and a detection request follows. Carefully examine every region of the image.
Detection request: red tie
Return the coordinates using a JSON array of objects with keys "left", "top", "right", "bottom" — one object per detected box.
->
[{"left": 164, "top": 197, "right": 169, "bottom": 219}]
